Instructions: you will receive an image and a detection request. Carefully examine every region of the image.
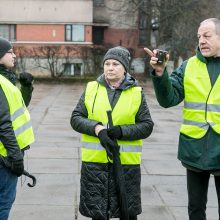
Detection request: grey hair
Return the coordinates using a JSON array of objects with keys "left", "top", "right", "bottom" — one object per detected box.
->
[{"left": 200, "top": 18, "right": 220, "bottom": 34}]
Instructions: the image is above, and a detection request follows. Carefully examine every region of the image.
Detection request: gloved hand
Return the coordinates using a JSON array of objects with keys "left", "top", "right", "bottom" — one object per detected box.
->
[
  {"left": 10, "top": 159, "right": 24, "bottom": 177},
  {"left": 107, "top": 126, "right": 122, "bottom": 140},
  {"left": 98, "top": 129, "right": 119, "bottom": 160},
  {"left": 19, "top": 72, "right": 34, "bottom": 86},
  {"left": 0, "top": 156, "right": 24, "bottom": 177}
]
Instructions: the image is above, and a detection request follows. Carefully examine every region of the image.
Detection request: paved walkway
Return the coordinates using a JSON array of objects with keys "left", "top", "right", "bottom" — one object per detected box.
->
[{"left": 9, "top": 80, "right": 218, "bottom": 220}]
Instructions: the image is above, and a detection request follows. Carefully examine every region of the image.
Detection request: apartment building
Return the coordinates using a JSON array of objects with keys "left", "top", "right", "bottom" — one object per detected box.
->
[
  {"left": 0, "top": 0, "right": 147, "bottom": 76},
  {"left": 93, "top": 0, "right": 148, "bottom": 74}
]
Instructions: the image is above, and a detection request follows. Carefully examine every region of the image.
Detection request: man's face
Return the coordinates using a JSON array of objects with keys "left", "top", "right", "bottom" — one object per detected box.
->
[
  {"left": 0, "top": 49, "right": 16, "bottom": 68},
  {"left": 198, "top": 21, "right": 220, "bottom": 57}
]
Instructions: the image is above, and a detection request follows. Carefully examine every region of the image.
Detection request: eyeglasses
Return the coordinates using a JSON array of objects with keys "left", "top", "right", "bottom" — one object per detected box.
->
[{"left": 7, "top": 51, "right": 14, "bottom": 54}]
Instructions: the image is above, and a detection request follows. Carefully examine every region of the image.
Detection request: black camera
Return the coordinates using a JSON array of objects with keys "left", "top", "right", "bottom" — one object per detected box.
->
[{"left": 156, "top": 50, "right": 168, "bottom": 64}]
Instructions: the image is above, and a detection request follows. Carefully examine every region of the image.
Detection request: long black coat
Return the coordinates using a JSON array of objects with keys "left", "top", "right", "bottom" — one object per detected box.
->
[{"left": 70, "top": 73, "right": 154, "bottom": 218}]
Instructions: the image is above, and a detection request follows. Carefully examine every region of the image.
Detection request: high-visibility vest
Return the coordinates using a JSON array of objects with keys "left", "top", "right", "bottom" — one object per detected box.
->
[
  {"left": 180, "top": 56, "right": 220, "bottom": 138},
  {"left": 0, "top": 74, "right": 35, "bottom": 156},
  {"left": 81, "top": 81, "right": 142, "bottom": 164}
]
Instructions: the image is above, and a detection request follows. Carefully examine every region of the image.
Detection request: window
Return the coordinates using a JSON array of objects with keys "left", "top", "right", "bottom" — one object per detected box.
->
[
  {"left": 64, "top": 63, "right": 82, "bottom": 76},
  {"left": 0, "top": 24, "right": 16, "bottom": 41},
  {"left": 93, "top": 27, "right": 104, "bottom": 45},
  {"left": 65, "top": 25, "right": 84, "bottom": 42}
]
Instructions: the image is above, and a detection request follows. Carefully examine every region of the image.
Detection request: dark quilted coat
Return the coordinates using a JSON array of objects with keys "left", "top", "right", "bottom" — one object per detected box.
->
[{"left": 70, "top": 73, "right": 154, "bottom": 219}]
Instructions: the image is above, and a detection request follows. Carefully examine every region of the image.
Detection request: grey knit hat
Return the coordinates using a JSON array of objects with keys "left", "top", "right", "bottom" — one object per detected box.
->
[
  {"left": 103, "top": 46, "right": 131, "bottom": 72},
  {"left": 0, "top": 37, "right": 12, "bottom": 59}
]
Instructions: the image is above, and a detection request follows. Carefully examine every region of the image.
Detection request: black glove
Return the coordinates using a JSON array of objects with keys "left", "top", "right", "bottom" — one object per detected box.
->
[
  {"left": 19, "top": 72, "right": 34, "bottom": 86},
  {"left": 0, "top": 157, "right": 24, "bottom": 177},
  {"left": 107, "top": 125, "right": 122, "bottom": 140},
  {"left": 98, "top": 129, "right": 119, "bottom": 160},
  {"left": 10, "top": 159, "right": 24, "bottom": 177}
]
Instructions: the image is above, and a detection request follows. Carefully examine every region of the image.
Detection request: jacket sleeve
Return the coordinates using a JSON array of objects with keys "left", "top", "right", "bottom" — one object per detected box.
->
[
  {"left": 70, "top": 91, "right": 100, "bottom": 137},
  {"left": 151, "top": 60, "right": 187, "bottom": 108},
  {"left": 120, "top": 90, "right": 154, "bottom": 140},
  {"left": 0, "top": 86, "right": 23, "bottom": 161},
  {"left": 20, "top": 84, "right": 34, "bottom": 107}
]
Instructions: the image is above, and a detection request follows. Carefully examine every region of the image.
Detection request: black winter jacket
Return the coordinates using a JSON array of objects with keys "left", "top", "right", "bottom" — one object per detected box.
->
[
  {"left": 70, "top": 73, "right": 154, "bottom": 218},
  {"left": 0, "top": 65, "right": 33, "bottom": 167}
]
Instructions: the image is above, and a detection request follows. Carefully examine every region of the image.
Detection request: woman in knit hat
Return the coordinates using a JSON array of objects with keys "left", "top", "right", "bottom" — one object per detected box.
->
[
  {"left": 0, "top": 37, "right": 35, "bottom": 220},
  {"left": 71, "top": 46, "right": 154, "bottom": 220}
]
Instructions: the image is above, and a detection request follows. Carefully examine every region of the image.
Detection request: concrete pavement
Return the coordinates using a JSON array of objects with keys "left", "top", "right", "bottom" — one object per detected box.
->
[{"left": 9, "top": 80, "right": 218, "bottom": 220}]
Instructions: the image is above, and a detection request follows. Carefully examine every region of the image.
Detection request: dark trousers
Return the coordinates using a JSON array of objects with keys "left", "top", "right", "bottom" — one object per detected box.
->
[
  {"left": 92, "top": 216, "right": 137, "bottom": 220},
  {"left": 187, "top": 169, "right": 220, "bottom": 220}
]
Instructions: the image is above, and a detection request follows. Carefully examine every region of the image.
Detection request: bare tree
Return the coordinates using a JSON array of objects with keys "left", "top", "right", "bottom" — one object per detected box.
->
[
  {"left": 33, "top": 45, "right": 79, "bottom": 78},
  {"left": 91, "top": 46, "right": 107, "bottom": 76},
  {"left": 80, "top": 46, "right": 93, "bottom": 76},
  {"left": 154, "top": 0, "right": 217, "bottom": 66},
  {"left": 33, "top": 46, "right": 63, "bottom": 77},
  {"left": 104, "top": 0, "right": 218, "bottom": 69},
  {"left": 14, "top": 46, "right": 33, "bottom": 73}
]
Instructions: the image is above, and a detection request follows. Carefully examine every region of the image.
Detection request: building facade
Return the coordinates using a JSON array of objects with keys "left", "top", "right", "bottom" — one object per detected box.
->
[{"left": 0, "top": 0, "right": 147, "bottom": 76}]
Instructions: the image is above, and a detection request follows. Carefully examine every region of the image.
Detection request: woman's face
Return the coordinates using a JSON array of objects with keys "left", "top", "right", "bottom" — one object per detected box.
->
[{"left": 104, "top": 59, "right": 125, "bottom": 84}]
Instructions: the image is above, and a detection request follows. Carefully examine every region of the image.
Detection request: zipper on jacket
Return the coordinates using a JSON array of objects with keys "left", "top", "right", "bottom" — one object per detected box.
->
[
  {"left": 110, "top": 89, "right": 122, "bottom": 110},
  {"left": 204, "top": 88, "right": 212, "bottom": 121},
  {"left": 203, "top": 88, "right": 212, "bottom": 168},
  {"left": 92, "top": 83, "right": 99, "bottom": 114}
]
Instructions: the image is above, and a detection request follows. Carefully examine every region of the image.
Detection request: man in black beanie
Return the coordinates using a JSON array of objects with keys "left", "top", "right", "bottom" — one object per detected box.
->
[
  {"left": 0, "top": 37, "right": 35, "bottom": 220},
  {"left": 0, "top": 37, "right": 12, "bottom": 59}
]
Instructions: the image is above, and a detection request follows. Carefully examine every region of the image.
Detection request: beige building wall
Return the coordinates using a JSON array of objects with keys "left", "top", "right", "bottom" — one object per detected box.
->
[{"left": 0, "top": 0, "right": 93, "bottom": 24}]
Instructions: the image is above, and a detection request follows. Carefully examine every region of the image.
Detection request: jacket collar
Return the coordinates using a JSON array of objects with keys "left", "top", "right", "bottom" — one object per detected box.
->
[
  {"left": 0, "top": 64, "right": 17, "bottom": 85},
  {"left": 196, "top": 47, "right": 220, "bottom": 64},
  {"left": 97, "top": 73, "right": 138, "bottom": 90}
]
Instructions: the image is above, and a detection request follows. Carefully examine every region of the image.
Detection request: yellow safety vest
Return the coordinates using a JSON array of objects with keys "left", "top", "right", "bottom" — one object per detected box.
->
[
  {"left": 81, "top": 81, "right": 142, "bottom": 164},
  {"left": 0, "top": 74, "right": 35, "bottom": 156},
  {"left": 180, "top": 56, "right": 220, "bottom": 138}
]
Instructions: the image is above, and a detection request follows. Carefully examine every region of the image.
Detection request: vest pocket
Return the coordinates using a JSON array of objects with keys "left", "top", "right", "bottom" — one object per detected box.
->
[{"left": 178, "top": 134, "right": 203, "bottom": 165}]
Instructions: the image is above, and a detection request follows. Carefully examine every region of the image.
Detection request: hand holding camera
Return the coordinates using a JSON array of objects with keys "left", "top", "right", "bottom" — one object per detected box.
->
[
  {"left": 144, "top": 47, "right": 169, "bottom": 76},
  {"left": 156, "top": 49, "right": 168, "bottom": 64}
]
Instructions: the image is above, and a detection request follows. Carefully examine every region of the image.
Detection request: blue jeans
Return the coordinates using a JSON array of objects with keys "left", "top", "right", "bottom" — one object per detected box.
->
[{"left": 0, "top": 167, "right": 18, "bottom": 220}]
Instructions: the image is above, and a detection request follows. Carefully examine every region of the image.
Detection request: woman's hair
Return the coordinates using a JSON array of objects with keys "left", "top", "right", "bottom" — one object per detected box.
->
[{"left": 200, "top": 18, "right": 220, "bottom": 35}]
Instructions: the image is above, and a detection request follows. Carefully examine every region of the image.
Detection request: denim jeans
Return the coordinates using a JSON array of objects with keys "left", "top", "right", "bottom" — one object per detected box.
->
[{"left": 0, "top": 167, "right": 18, "bottom": 220}]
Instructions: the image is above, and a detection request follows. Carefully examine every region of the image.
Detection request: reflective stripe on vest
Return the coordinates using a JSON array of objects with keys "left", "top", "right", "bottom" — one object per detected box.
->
[
  {"left": 81, "top": 81, "right": 142, "bottom": 164},
  {"left": 0, "top": 75, "right": 35, "bottom": 156},
  {"left": 184, "top": 101, "right": 220, "bottom": 113},
  {"left": 81, "top": 142, "right": 142, "bottom": 164},
  {"left": 180, "top": 56, "right": 220, "bottom": 138}
]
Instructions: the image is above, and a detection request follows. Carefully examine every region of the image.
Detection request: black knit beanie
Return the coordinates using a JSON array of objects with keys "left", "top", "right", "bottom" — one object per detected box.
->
[
  {"left": 0, "top": 37, "right": 12, "bottom": 59},
  {"left": 103, "top": 46, "right": 131, "bottom": 72}
]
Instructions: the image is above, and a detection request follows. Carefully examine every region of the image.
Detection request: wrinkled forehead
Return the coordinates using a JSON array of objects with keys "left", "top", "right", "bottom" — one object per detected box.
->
[{"left": 198, "top": 21, "right": 216, "bottom": 34}]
